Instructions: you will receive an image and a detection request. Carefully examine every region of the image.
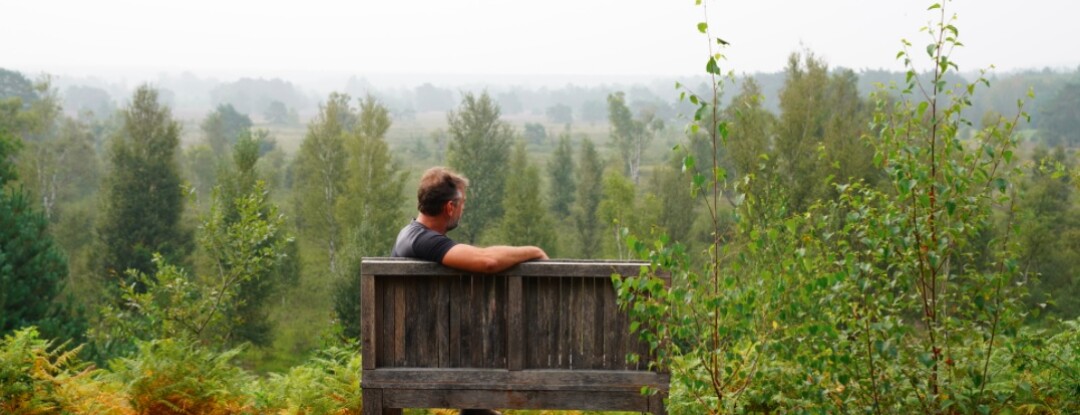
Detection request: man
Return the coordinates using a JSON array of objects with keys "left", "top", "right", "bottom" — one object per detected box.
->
[
  {"left": 392, "top": 166, "right": 548, "bottom": 272},
  {"left": 391, "top": 167, "right": 547, "bottom": 415}
]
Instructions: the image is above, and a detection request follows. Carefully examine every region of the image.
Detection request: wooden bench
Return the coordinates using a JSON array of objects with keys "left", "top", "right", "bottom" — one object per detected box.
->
[{"left": 360, "top": 258, "right": 669, "bottom": 415}]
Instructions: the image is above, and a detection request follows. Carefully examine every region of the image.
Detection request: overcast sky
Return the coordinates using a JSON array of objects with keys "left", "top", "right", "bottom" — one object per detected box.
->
[{"left": 4, "top": 0, "right": 1078, "bottom": 83}]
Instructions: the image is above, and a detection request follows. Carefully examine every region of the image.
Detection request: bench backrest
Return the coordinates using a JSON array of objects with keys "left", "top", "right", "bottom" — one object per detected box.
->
[{"left": 360, "top": 258, "right": 661, "bottom": 373}]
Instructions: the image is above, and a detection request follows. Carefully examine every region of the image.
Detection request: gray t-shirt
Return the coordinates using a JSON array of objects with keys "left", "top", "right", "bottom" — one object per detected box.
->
[{"left": 390, "top": 220, "right": 457, "bottom": 263}]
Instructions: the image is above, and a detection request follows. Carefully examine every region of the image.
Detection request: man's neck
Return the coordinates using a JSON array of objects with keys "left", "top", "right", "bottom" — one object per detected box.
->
[{"left": 416, "top": 214, "right": 447, "bottom": 235}]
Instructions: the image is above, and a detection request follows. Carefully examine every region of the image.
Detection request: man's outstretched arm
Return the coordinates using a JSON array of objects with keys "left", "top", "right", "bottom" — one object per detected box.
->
[{"left": 441, "top": 244, "right": 548, "bottom": 274}]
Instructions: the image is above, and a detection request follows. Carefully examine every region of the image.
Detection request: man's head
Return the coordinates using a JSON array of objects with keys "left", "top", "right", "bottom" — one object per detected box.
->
[{"left": 417, "top": 166, "right": 469, "bottom": 230}]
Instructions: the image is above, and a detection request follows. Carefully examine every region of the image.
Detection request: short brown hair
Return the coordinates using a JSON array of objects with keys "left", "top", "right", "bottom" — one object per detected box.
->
[{"left": 417, "top": 166, "right": 469, "bottom": 216}]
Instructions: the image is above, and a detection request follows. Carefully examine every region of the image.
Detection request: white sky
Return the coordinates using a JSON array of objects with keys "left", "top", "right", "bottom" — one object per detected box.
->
[{"left": 3, "top": 0, "right": 1078, "bottom": 82}]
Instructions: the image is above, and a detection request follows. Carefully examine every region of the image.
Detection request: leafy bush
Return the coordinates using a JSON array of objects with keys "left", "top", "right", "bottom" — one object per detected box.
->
[
  {"left": 1, "top": 327, "right": 131, "bottom": 414},
  {"left": 106, "top": 338, "right": 253, "bottom": 415},
  {"left": 254, "top": 345, "right": 362, "bottom": 415}
]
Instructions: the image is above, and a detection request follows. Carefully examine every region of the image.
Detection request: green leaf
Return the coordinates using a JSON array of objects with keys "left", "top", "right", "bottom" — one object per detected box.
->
[
  {"left": 706, "top": 57, "right": 721, "bottom": 75},
  {"left": 716, "top": 37, "right": 729, "bottom": 46},
  {"left": 697, "top": 22, "right": 708, "bottom": 34},
  {"left": 683, "top": 155, "right": 696, "bottom": 172},
  {"left": 928, "top": 3, "right": 941, "bottom": 10}
]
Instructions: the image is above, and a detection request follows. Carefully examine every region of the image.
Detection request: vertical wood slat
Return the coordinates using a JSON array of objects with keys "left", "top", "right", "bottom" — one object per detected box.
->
[
  {"left": 436, "top": 277, "right": 450, "bottom": 368},
  {"left": 362, "top": 274, "right": 376, "bottom": 370},
  {"left": 580, "top": 277, "right": 596, "bottom": 369},
  {"left": 468, "top": 275, "right": 481, "bottom": 367},
  {"left": 393, "top": 278, "right": 406, "bottom": 366},
  {"left": 507, "top": 275, "right": 523, "bottom": 371},
  {"left": 524, "top": 277, "right": 538, "bottom": 368},
  {"left": 377, "top": 277, "right": 394, "bottom": 367},
  {"left": 594, "top": 278, "right": 607, "bottom": 369},
  {"left": 571, "top": 276, "right": 582, "bottom": 369},
  {"left": 449, "top": 276, "right": 462, "bottom": 367},
  {"left": 554, "top": 277, "right": 567, "bottom": 368}
]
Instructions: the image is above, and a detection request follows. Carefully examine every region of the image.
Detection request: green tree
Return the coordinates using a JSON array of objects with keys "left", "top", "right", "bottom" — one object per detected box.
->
[
  {"left": 1017, "top": 146, "right": 1080, "bottom": 317},
  {"left": 0, "top": 68, "right": 38, "bottom": 105},
  {"left": 334, "top": 95, "right": 406, "bottom": 339},
  {"left": 446, "top": 92, "right": 512, "bottom": 244},
  {"left": 774, "top": 51, "right": 830, "bottom": 212},
  {"left": 607, "top": 91, "right": 648, "bottom": 184},
  {"left": 210, "top": 133, "right": 298, "bottom": 346},
  {"left": 93, "top": 178, "right": 290, "bottom": 351},
  {"left": 497, "top": 141, "right": 557, "bottom": 255},
  {"left": 523, "top": 122, "right": 547, "bottom": 145},
  {"left": 0, "top": 130, "right": 85, "bottom": 342},
  {"left": 263, "top": 100, "right": 291, "bottom": 125},
  {"left": 293, "top": 93, "right": 353, "bottom": 276},
  {"left": 546, "top": 103, "right": 573, "bottom": 124},
  {"left": 598, "top": 169, "right": 640, "bottom": 259},
  {"left": 548, "top": 132, "right": 576, "bottom": 218},
  {"left": 1039, "top": 83, "right": 1080, "bottom": 146},
  {"left": 822, "top": 68, "right": 876, "bottom": 190},
  {"left": 201, "top": 103, "right": 253, "bottom": 156},
  {"left": 98, "top": 85, "right": 191, "bottom": 289},
  {"left": 723, "top": 77, "right": 774, "bottom": 179},
  {"left": 572, "top": 138, "right": 604, "bottom": 258}
]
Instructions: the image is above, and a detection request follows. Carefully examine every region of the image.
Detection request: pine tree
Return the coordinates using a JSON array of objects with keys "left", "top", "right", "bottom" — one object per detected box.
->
[
  {"left": 548, "top": 132, "right": 576, "bottom": 219},
  {"left": 0, "top": 130, "right": 85, "bottom": 341},
  {"left": 572, "top": 138, "right": 604, "bottom": 258},
  {"left": 98, "top": 85, "right": 191, "bottom": 290},
  {"left": 498, "top": 141, "right": 556, "bottom": 255},
  {"left": 446, "top": 92, "right": 512, "bottom": 244}
]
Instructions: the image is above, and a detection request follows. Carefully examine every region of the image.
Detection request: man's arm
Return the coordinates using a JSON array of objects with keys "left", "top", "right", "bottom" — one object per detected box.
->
[{"left": 441, "top": 244, "right": 548, "bottom": 274}]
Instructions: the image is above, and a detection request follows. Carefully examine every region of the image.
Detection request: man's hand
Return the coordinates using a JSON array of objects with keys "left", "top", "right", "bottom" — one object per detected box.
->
[{"left": 442, "top": 244, "right": 547, "bottom": 273}]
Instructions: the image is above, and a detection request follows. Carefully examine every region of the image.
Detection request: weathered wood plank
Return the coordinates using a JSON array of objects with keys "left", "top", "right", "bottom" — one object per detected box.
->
[
  {"left": 361, "top": 388, "right": 381, "bottom": 415},
  {"left": 507, "top": 276, "right": 523, "bottom": 371},
  {"left": 393, "top": 277, "right": 406, "bottom": 366},
  {"left": 377, "top": 277, "right": 394, "bottom": 367},
  {"left": 381, "top": 389, "right": 651, "bottom": 413},
  {"left": 362, "top": 274, "right": 376, "bottom": 370},
  {"left": 364, "top": 369, "right": 670, "bottom": 392},
  {"left": 435, "top": 276, "right": 449, "bottom": 368},
  {"left": 449, "top": 276, "right": 462, "bottom": 367},
  {"left": 361, "top": 258, "right": 651, "bottom": 279}
]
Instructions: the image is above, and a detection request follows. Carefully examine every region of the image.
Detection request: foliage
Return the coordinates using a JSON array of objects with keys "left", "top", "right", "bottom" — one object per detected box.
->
[
  {"left": 447, "top": 92, "right": 513, "bottom": 244},
  {"left": 0, "top": 127, "right": 86, "bottom": 343},
  {"left": 1038, "top": 83, "right": 1080, "bottom": 146},
  {"left": 548, "top": 132, "right": 576, "bottom": 218},
  {"left": 616, "top": 1, "right": 1054, "bottom": 413},
  {"left": 523, "top": 122, "right": 547, "bottom": 145},
  {"left": 292, "top": 92, "right": 352, "bottom": 276},
  {"left": 572, "top": 138, "right": 604, "bottom": 258},
  {"left": 546, "top": 103, "right": 574, "bottom": 125},
  {"left": 214, "top": 134, "right": 298, "bottom": 347},
  {"left": 107, "top": 337, "right": 254, "bottom": 415},
  {"left": 335, "top": 95, "right": 405, "bottom": 340},
  {"left": 202, "top": 103, "right": 253, "bottom": 157},
  {"left": 607, "top": 92, "right": 650, "bottom": 184},
  {"left": 497, "top": 141, "right": 557, "bottom": 255},
  {"left": 254, "top": 344, "right": 363, "bottom": 415},
  {"left": 93, "top": 180, "right": 290, "bottom": 352},
  {"left": 1, "top": 327, "right": 131, "bottom": 415},
  {"left": 98, "top": 84, "right": 192, "bottom": 290}
]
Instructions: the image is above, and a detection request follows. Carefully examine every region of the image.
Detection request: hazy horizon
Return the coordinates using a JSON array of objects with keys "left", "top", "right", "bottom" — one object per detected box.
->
[{"left": 5, "top": 0, "right": 1079, "bottom": 90}]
